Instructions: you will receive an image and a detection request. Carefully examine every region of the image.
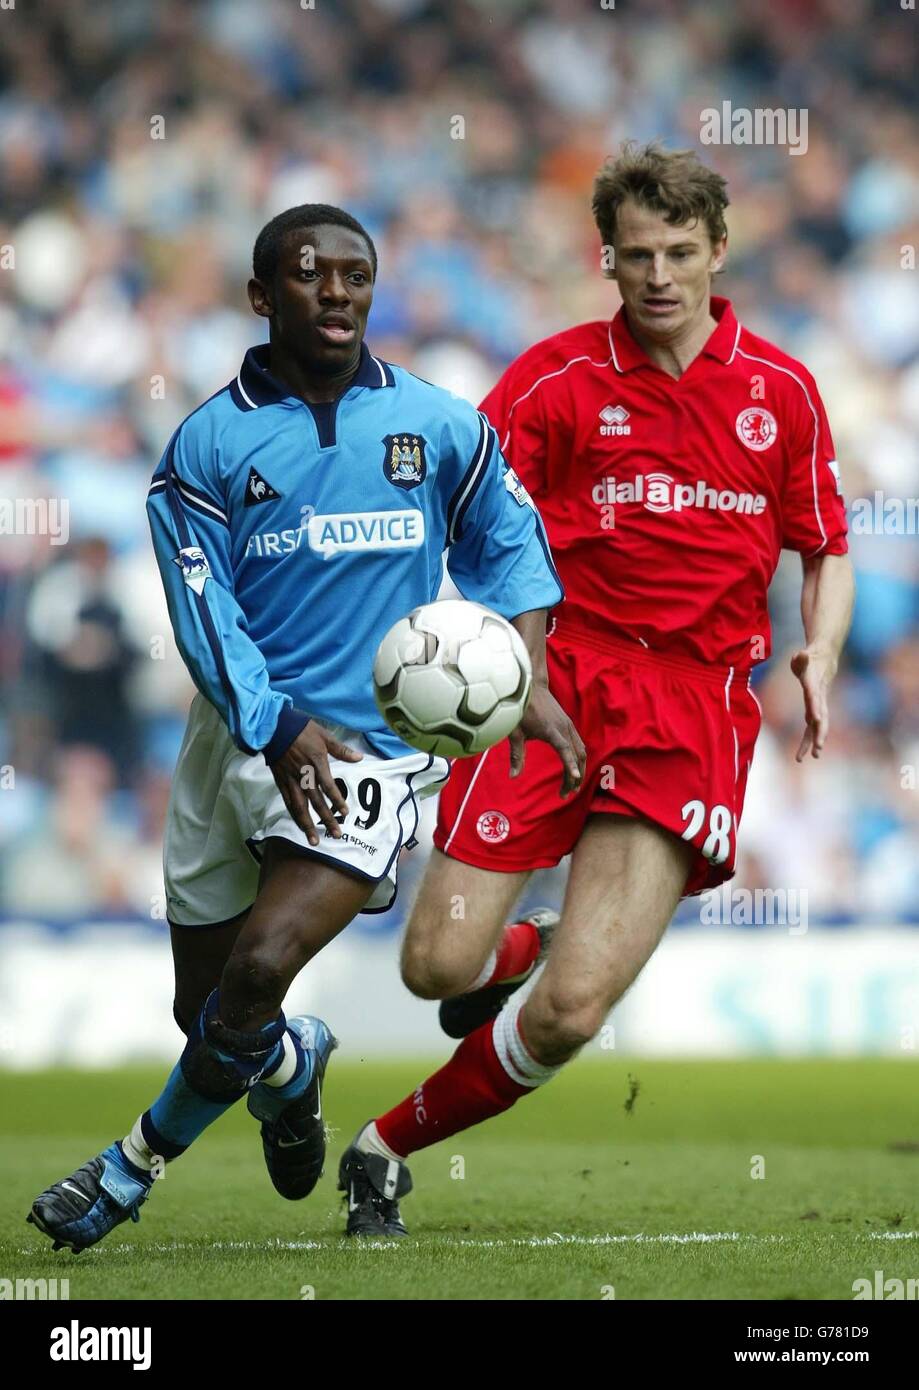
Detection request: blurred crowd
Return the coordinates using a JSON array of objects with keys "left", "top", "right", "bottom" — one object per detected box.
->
[{"left": 1, "top": 0, "right": 918, "bottom": 920}]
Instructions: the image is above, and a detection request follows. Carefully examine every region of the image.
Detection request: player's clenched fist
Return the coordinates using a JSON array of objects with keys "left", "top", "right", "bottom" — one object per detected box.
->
[
  {"left": 508, "top": 682, "right": 586, "bottom": 798},
  {"left": 269, "top": 721, "right": 363, "bottom": 845}
]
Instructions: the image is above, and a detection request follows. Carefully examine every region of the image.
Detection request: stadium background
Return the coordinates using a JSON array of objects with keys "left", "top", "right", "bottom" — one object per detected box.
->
[{"left": 1, "top": 0, "right": 917, "bottom": 1066}]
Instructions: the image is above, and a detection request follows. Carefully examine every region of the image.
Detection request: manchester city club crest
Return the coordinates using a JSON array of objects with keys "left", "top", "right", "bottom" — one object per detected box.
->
[{"left": 383, "top": 433, "right": 427, "bottom": 490}]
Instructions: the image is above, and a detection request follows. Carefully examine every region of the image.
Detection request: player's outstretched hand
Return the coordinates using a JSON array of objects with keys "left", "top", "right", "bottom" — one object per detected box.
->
[
  {"left": 790, "top": 645, "right": 836, "bottom": 762},
  {"left": 509, "top": 683, "right": 586, "bottom": 798},
  {"left": 268, "top": 720, "right": 363, "bottom": 846}
]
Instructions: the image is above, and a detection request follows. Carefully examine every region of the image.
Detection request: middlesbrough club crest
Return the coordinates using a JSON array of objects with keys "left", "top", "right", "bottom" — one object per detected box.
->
[
  {"left": 476, "top": 810, "right": 510, "bottom": 843},
  {"left": 736, "top": 407, "right": 778, "bottom": 452},
  {"left": 383, "top": 434, "right": 427, "bottom": 490}
]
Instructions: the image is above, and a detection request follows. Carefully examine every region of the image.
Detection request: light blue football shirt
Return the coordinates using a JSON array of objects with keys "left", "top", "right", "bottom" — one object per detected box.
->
[{"left": 147, "top": 342, "right": 563, "bottom": 761}]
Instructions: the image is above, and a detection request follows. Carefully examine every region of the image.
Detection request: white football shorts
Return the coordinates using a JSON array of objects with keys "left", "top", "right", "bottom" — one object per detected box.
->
[{"left": 164, "top": 693, "right": 449, "bottom": 926}]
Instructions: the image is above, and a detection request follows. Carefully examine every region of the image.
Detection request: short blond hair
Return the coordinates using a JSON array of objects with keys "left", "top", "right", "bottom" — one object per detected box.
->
[{"left": 593, "top": 141, "right": 729, "bottom": 246}]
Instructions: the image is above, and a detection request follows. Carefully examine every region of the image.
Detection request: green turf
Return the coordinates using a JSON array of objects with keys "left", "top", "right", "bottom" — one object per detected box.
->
[{"left": 2, "top": 1059, "right": 917, "bottom": 1300}]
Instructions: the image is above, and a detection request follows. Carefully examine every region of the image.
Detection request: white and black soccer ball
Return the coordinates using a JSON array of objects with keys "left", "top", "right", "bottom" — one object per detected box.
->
[{"left": 373, "top": 600, "right": 532, "bottom": 758}]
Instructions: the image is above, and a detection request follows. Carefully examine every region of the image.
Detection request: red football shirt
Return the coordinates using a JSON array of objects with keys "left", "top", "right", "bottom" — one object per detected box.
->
[{"left": 480, "top": 296, "right": 848, "bottom": 670}]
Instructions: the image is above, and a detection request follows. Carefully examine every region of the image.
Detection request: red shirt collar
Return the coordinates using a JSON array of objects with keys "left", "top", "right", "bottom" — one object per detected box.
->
[{"left": 608, "top": 295, "right": 740, "bottom": 373}]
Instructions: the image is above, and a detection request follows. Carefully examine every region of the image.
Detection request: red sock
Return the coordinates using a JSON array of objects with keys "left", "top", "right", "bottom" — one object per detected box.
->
[
  {"left": 473, "top": 919, "right": 541, "bottom": 990},
  {"left": 376, "top": 1020, "right": 531, "bottom": 1157}
]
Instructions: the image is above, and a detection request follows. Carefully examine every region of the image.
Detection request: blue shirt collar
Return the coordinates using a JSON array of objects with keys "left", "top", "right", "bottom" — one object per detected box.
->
[{"left": 234, "top": 341, "right": 394, "bottom": 410}]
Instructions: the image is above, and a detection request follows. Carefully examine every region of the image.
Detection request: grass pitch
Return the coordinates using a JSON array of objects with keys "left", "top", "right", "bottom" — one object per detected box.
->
[{"left": 2, "top": 1058, "right": 917, "bottom": 1300}]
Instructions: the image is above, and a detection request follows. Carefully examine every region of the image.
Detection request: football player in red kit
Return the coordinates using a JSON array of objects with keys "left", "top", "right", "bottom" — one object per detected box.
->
[{"left": 337, "top": 143, "right": 855, "bottom": 1235}]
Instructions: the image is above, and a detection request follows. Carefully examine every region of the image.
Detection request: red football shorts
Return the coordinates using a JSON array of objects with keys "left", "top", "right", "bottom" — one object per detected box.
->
[{"left": 434, "top": 618, "right": 763, "bottom": 897}]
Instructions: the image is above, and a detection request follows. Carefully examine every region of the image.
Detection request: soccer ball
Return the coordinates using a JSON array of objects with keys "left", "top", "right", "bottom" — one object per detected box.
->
[{"left": 373, "top": 600, "right": 532, "bottom": 758}]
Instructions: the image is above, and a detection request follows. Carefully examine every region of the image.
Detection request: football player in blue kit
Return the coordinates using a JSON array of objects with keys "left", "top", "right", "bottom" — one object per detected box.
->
[{"left": 27, "top": 204, "right": 585, "bottom": 1252}]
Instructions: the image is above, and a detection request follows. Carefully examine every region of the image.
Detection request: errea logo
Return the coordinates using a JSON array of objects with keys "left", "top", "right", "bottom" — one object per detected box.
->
[{"left": 599, "top": 404, "right": 631, "bottom": 437}]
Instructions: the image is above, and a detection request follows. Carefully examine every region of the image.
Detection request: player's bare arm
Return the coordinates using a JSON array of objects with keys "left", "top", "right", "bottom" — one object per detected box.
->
[
  {"left": 792, "top": 552, "right": 856, "bottom": 763},
  {"left": 509, "top": 608, "right": 586, "bottom": 796}
]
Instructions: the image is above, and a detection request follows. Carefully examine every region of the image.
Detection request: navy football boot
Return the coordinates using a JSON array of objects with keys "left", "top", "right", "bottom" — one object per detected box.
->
[
  {"left": 247, "top": 1015, "right": 337, "bottom": 1200},
  {"left": 338, "top": 1134, "right": 413, "bottom": 1238},
  {"left": 438, "top": 907, "right": 559, "bottom": 1039},
  {"left": 27, "top": 1141, "right": 154, "bottom": 1253}
]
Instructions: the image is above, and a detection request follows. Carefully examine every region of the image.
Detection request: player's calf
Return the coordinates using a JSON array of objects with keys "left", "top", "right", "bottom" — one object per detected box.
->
[
  {"left": 342, "top": 822, "right": 692, "bottom": 1237},
  {"left": 132, "top": 987, "right": 288, "bottom": 1171},
  {"left": 437, "top": 908, "right": 557, "bottom": 1039}
]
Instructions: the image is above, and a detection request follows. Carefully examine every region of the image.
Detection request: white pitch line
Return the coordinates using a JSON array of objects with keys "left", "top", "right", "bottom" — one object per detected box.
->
[
  {"left": 456, "top": 1232, "right": 744, "bottom": 1248},
  {"left": 17, "top": 1233, "right": 744, "bottom": 1257},
  {"left": 17, "top": 1230, "right": 918, "bottom": 1258}
]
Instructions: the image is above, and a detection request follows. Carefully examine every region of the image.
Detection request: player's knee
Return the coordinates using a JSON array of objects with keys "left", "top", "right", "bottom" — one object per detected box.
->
[
  {"left": 531, "top": 988, "right": 607, "bottom": 1055},
  {"left": 546, "top": 1013, "right": 600, "bottom": 1055},
  {"left": 400, "top": 940, "right": 468, "bottom": 1000},
  {"left": 220, "top": 945, "right": 287, "bottom": 1014}
]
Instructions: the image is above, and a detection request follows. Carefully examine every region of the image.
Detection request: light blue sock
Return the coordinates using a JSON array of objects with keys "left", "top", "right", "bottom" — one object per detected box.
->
[{"left": 131, "top": 991, "right": 287, "bottom": 1163}]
